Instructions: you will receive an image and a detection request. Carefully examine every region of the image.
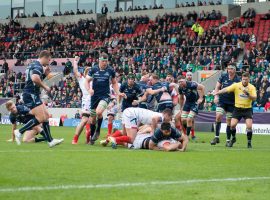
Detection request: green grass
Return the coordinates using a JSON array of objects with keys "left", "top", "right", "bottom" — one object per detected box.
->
[{"left": 0, "top": 124, "right": 270, "bottom": 200}]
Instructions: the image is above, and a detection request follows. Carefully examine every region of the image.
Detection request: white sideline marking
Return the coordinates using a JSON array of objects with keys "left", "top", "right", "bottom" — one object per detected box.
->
[{"left": 0, "top": 177, "right": 269, "bottom": 193}]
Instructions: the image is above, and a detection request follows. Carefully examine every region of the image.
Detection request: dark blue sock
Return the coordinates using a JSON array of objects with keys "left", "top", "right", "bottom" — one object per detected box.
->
[
  {"left": 230, "top": 128, "right": 236, "bottom": 141},
  {"left": 19, "top": 117, "right": 40, "bottom": 134},
  {"left": 247, "top": 129, "right": 252, "bottom": 142},
  {"left": 35, "top": 137, "right": 46, "bottom": 143},
  {"left": 96, "top": 117, "right": 103, "bottom": 133},
  {"left": 42, "top": 121, "right": 53, "bottom": 142},
  {"left": 186, "top": 126, "right": 192, "bottom": 136},
  {"left": 215, "top": 122, "right": 221, "bottom": 137},
  {"left": 226, "top": 125, "right": 231, "bottom": 140},
  {"left": 90, "top": 124, "right": 96, "bottom": 137}
]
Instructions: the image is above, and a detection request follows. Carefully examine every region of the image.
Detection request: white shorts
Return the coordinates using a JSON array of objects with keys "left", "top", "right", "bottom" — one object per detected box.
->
[
  {"left": 122, "top": 110, "right": 139, "bottom": 129},
  {"left": 157, "top": 139, "right": 178, "bottom": 148},
  {"left": 81, "top": 96, "right": 90, "bottom": 113},
  {"left": 133, "top": 133, "right": 152, "bottom": 149},
  {"left": 107, "top": 105, "right": 118, "bottom": 116}
]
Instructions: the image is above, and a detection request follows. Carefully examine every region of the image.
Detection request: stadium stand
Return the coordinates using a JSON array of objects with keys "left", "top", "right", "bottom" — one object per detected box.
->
[{"left": 0, "top": 2, "right": 270, "bottom": 112}]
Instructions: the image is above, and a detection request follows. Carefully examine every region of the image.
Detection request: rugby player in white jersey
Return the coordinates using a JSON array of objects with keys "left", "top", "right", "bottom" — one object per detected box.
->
[
  {"left": 72, "top": 56, "right": 92, "bottom": 144},
  {"left": 106, "top": 76, "right": 121, "bottom": 137}
]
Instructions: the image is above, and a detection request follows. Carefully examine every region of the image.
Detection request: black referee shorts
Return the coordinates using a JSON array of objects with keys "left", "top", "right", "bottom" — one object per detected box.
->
[{"left": 232, "top": 107, "right": 253, "bottom": 121}]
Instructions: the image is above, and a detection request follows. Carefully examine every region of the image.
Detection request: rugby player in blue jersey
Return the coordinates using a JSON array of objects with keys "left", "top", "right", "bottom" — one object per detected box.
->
[{"left": 84, "top": 52, "right": 120, "bottom": 144}]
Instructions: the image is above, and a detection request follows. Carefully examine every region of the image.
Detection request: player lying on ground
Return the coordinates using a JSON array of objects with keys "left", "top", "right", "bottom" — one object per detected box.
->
[
  {"left": 149, "top": 122, "right": 188, "bottom": 152},
  {"left": 214, "top": 72, "right": 257, "bottom": 148},
  {"left": 105, "top": 107, "right": 173, "bottom": 148},
  {"left": 6, "top": 101, "right": 46, "bottom": 143},
  {"left": 72, "top": 56, "right": 91, "bottom": 144},
  {"left": 13, "top": 50, "right": 64, "bottom": 147}
]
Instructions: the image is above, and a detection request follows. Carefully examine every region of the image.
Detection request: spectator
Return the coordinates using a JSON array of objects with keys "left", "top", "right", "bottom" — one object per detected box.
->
[
  {"left": 76, "top": 9, "right": 81, "bottom": 15},
  {"left": 204, "top": 91, "right": 215, "bottom": 111},
  {"left": 256, "top": 90, "right": 267, "bottom": 109},
  {"left": 101, "top": 4, "right": 108, "bottom": 15},
  {"left": 265, "top": 97, "right": 270, "bottom": 112},
  {"left": 261, "top": 10, "right": 270, "bottom": 20},
  {"left": 3, "top": 59, "right": 9, "bottom": 76},
  {"left": 74, "top": 110, "right": 81, "bottom": 119}
]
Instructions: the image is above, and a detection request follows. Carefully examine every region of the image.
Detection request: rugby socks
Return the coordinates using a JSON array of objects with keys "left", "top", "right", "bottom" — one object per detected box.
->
[
  {"left": 19, "top": 117, "right": 40, "bottom": 134},
  {"left": 176, "top": 125, "right": 181, "bottom": 131},
  {"left": 183, "top": 124, "right": 187, "bottom": 134},
  {"left": 231, "top": 126, "right": 236, "bottom": 139},
  {"left": 35, "top": 129, "right": 47, "bottom": 143},
  {"left": 42, "top": 121, "right": 53, "bottom": 142},
  {"left": 230, "top": 127, "right": 236, "bottom": 141},
  {"left": 115, "top": 136, "right": 130, "bottom": 144},
  {"left": 215, "top": 122, "right": 221, "bottom": 137},
  {"left": 90, "top": 124, "right": 96, "bottom": 137},
  {"left": 247, "top": 129, "right": 253, "bottom": 143},
  {"left": 111, "top": 130, "right": 122, "bottom": 137},
  {"left": 108, "top": 123, "right": 113, "bottom": 136},
  {"left": 186, "top": 127, "right": 192, "bottom": 136},
  {"left": 85, "top": 123, "right": 91, "bottom": 141},
  {"left": 96, "top": 117, "right": 103, "bottom": 133},
  {"left": 35, "top": 137, "right": 46, "bottom": 143},
  {"left": 191, "top": 129, "right": 195, "bottom": 137}
]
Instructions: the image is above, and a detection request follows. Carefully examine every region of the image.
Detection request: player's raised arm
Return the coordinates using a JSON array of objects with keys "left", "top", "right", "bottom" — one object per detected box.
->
[
  {"left": 73, "top": 56, "right": 81, "bottom": 78},
  {"left": 84, "top": 73, "right": 93, "bottom": 96}
]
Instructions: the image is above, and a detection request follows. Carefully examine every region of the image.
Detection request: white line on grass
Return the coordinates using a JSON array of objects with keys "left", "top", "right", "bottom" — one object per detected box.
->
[
  {"left": 0, "top": 177, "right": 269, "bottom": 193},
  {"left": 0, "top": 148, "right": 270, "bottom": 153}
]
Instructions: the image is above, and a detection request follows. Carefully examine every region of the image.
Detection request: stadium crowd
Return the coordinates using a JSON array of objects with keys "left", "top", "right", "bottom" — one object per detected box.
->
[{"left": 1, "top": 8, "right": 270, "bottom": 112}]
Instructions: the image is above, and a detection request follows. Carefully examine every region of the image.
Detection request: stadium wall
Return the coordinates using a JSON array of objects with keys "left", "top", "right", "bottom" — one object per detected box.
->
[
  {"left": 107, "top": 4, "right": 241, "bottom": 21},
  {"left": 0, "top": 13, "right": 102, "bottom": 28},
  {"left": 241, "top": 1, "right": 270, "bottom": 15}
]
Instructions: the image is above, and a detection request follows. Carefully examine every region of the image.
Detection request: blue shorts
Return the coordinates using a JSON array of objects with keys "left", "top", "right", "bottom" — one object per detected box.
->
[
  {"left": 91, "top": 96, "right": 110, "bottom": 110},
  {"left": 22, "top": 93, "right": 42, "bottom": 109},
  {"left": 183, "top": 102, "right": 198, "bottom": 114},
  {"left": 217, "top": 102, "right": 234, "bottom": 113},
  {"left": 157, "top": 101, "right": 173, "bottom": 112}
]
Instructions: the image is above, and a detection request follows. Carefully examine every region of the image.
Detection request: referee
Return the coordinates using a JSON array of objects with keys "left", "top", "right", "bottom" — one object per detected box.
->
[{"left": 215, "top": 72, "right": 257, "bottom": 148}]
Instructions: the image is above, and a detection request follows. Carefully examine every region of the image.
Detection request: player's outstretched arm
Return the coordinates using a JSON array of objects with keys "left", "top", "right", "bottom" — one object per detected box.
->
[
  {"left": 179, "top": 134, "right": 188, "bottom": 152},
  {"left": 146, "top": 87, "right": 165, "bottom": 95},
  {"left": 149, "top": 140, "right": 162, "bottom": 151}
]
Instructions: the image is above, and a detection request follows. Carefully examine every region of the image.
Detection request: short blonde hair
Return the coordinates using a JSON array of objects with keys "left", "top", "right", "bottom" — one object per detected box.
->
[{"left": 5, "top": 100, "right": 14, "bottom": 110}]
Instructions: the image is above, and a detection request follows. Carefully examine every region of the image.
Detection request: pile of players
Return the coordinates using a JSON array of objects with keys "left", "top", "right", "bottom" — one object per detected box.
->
[{"left": 6, "top": 50, "right": 257, "bottom": 150}]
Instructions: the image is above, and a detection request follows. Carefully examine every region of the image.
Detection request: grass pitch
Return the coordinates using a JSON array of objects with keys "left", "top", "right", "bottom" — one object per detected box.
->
[{"left": 0, "top": 124, "right": 270, "bottom": 200}]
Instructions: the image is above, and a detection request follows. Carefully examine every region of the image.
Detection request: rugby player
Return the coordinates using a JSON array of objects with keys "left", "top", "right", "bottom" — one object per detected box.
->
[
  {"left": 214, "top": 72, "right": 257, "bottom": 148},
  {"left": 6, "top": 101, "right": 46, "bottom": 143},
  {"left": 177, "top": 76, "right": 205, "bottom": 137},
  {"left": 136, "top": 73, "right": 150, "bottom": 109},
  {"left": 106, "top": 75, "right": 121, "bottom": 137},
  {"left": 13, "top": 50, "right": 64, "bottom": 147},
  {"left": 71, "top": 56, "right": 92, "bottom": 144},
  {"left": 85, "top": 52, "right": 120, "bottom": 144},
  {"left": 149, "top": 122, "right": 188, "bottom": 152},
  {"left": 106, "top": 107, "right": 173, "bottom": 148},
  {"left": 211, "top": 65, "right": 240, "bottom": 146},
  {"left": 119, "top": 73, "right": 142, "bottom": 111}
]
